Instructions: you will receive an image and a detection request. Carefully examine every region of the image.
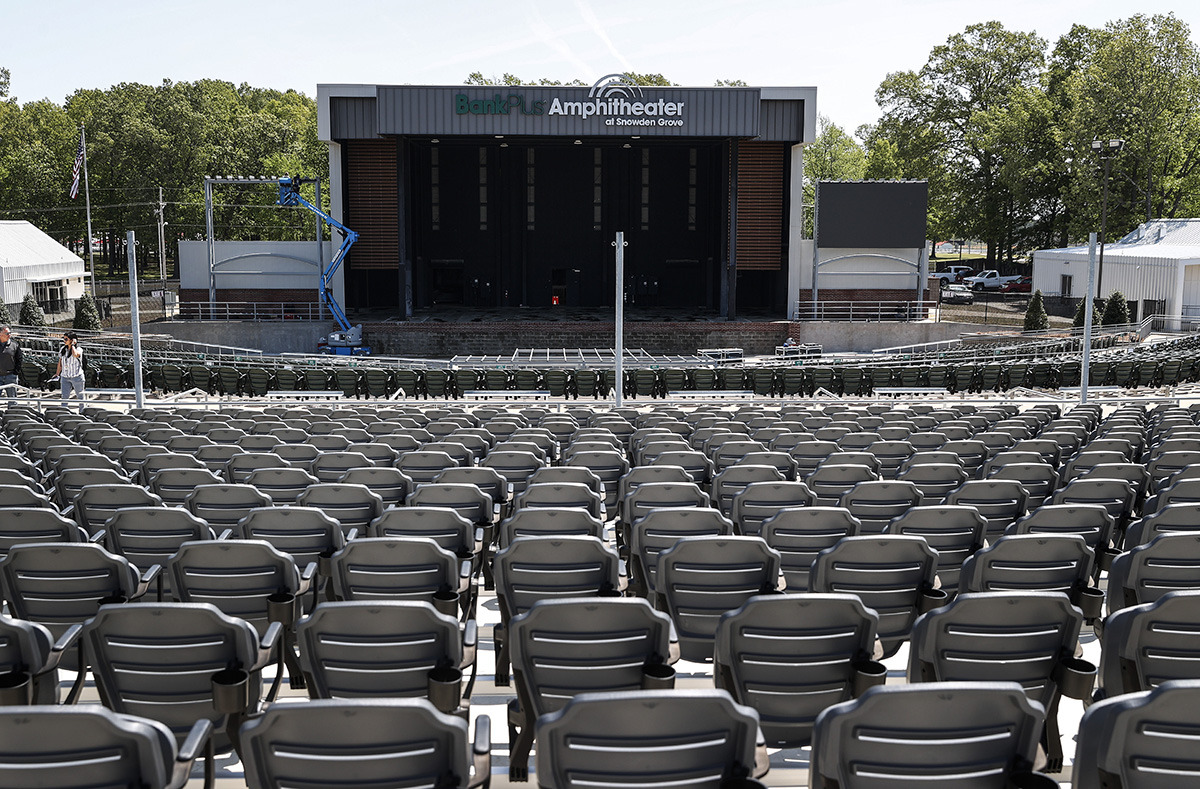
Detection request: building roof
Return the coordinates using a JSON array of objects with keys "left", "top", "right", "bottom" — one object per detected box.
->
[
  {"left": 1036, "top": 219, "right": 1200, "bottom": 263},
  {"left": 0, "top": 221, "right": 87, "bottom": 304}
]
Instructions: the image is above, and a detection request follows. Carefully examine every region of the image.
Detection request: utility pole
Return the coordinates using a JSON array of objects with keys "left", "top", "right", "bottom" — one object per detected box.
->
[
  {"left": 157, "top": 186, "right": 167, "bottom": 317},
  {"left": 1093, "top": 137, "right": 1124, "bottom": 298}
]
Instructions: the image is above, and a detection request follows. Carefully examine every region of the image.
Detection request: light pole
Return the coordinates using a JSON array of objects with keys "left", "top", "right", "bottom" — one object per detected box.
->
[{"left": 1092, "top": 137, "right": 1124, "bottom": 298}]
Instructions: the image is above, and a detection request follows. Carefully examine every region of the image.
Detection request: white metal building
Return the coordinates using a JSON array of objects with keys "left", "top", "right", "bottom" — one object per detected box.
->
[
  {"left": 0, "top": 221, "right": 87, "bottom": 313},
  {"left": 1032, "top": 219, "right": 1200, "bottom": 324}
]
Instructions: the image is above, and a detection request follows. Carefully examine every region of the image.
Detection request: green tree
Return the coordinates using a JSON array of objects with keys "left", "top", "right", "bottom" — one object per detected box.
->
[
  {"left": 0, "top": 67, "right": 8, "bottom": 99},
  {"left": 1059, "top": 14, "right": 1200, "bottom": 237},
  {"left": 1024, "top": 290, "right": 1050, "bottom": 331},
  {"left": 871, "top": 22, "right": 1047, "bottom": 263},
  {"left": 715, "top": 79, "right": 748, "bottom": 87},
  {"left": 1072, "top": 295, "right": 1101, "bottom": 327},
  {"left": 1101, "top": 291, "right": 1130, "bottom": 325},
  {"left": 0, "top": 300, "right": 11, "bottom": 326},
  {"left": 18, "top": 294, "right": 45, "bottom": 328},
  {"left": 805, "top": 116, "right": 867, "bottom": 235},
  {"left": 72, "top": 291, "right": 102, "bottom": 331}
]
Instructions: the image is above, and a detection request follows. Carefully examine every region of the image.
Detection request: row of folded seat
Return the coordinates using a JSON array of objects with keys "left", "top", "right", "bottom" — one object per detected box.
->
[{"left": 5, "top": 398, "right": 1200, "bottom": 785}]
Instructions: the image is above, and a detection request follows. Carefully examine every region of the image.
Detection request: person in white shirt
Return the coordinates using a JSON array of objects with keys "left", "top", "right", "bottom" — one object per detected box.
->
[{"left": 56, "top": 331, "right": 85, "bottom": 408}]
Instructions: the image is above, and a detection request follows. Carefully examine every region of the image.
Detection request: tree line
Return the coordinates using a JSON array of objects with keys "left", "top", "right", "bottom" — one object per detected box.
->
[
  {"left": 807, "top": 13, "right": 1200, "bottom": 265},
  {"left": 0, "top": 72, "right": 327, "bottom": 277}
]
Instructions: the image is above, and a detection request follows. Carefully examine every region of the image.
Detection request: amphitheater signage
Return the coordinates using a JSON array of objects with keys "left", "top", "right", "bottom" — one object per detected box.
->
[{"left": 375, "top": 76, "right": 759, "bottom": 138}]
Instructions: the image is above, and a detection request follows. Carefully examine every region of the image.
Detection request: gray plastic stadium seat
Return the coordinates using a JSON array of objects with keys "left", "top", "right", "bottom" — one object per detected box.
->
[
  {"left": 271, "top": 442, "right": 321, "bottom": 468},
  {"left": 616, "top": 465, "right": 691, "bottom": 516},
  {"left": 328, "top": 537, "right": 470, "bottom": 617},
  {"left": 945, "top": 479, "right": 1028, "bottom": 541},
  {"left": 630, "top": 507, "right": 734, "bottom": 597},
  {"left": 712, "top": 464, "right": 786, "bottom": 515},
  {"left": 535, "top": 690, "right": 767, "bottom": 789},
  {"left": 564, "top": 450, "right": 629, "bottom": 511},
  {"left": 838, "top": 480, "right": 923, "bottom": 534},
  {"left": 507, "top": 598, "right": 677, "bottom": 780},
  {"left": 244, "top": 467, "right": 317, "bottom": 505},
  {"left": 805, "top": 464, "right": 877, "bottom": 508},
  {"left": 1125, "top": 502, "right": 1200, "bottom": 547},
  {"left": 715, "top": 593, "right": 882, "bottom": 747},
  {"left": 958, "top": 534, "right": 1100, "bottom": 618},
  {"left": 1095, "top": 590, "right": 1200, "bottom": 702},
  {"left": 409, "top": 482, "right": 499, "bottom": 527},
  {"left": 234, "top": 506, "right": 346, "bottom": 579},
  {"left": 761, "top": 506, "right": 862, "bottom": 593},
  {"left": 651, "top": 449, "right": 714, "bottom": 486},
  {"left": 1011, "top": 504, "right": 1117, "bottom": 579},
  {"left": 987, "top": 461, "right": 1059, "bottom": 510},
  {"left": 0, "top": 542, "right": 158, "bottom": 672},
  {"left": 434, "top": 466, "right": 510, "bottom": 512},
  {"left": 102, "top": 507, "right": 213, "bottom": 598},
  {"left": 887, "top": 504, "right": 986, "bottom": 591},
  {"left": 0, "top": 614, "right": 72, "bottom": 705},
  {"left": 0, "top": 508, "right": 86, "bottom": 560},
  {"left": 1106, "top": 532, "right": 1200, "bottom": 616},
  {"left": 810, "top": 534, "right": 941, "bottom": 657},
  {"left": 499, "top": 508, "right": 606, "bottom": 551},
  {"left": 239, "top": 698, "right": 490, "bottom": 789},
  {"left": 810, "top": 682, "right": 1054, "bottom": 789},
  {"left": 492, "top": 536, "right": 623, "bottom": 685},
  {"left": 623, "top": 480, "right": 710, "bottom": 532},
  {"left": 72, "top": 484, "right": 165, "bottom": 537},
  {"left": 297, "top": 600, "right": 475, "bottom": 715},
  {"left": 78, "top": 602, "right": 278, "bottom": 751},
  {"left": 729, "top": 480, "right": 815, "bottom": 537},
  {"left": 1052, "top": 477, "right": 1136, "bottom": 534},
  {"left": 896, "top": 462, "right": 969, "bottom": 506},
  {"left": 310, "top": 451, "right": 374, "bottom": 484},
  {"left": 334, "top": 466, "right": 411, "bottom": 508},
  {"left": 1074, "top": 679, "right": 1200, "bottom": 789},
  {"left": 512, "top": 482, "right": 605, "bottom": 521},
  {"left": 656, "top": 536, "right": 783, "bottom": 662},
  {"left": 296, "top": 482, "right": 384, "bottom": 536},
  {"left": 149, "top": 467, "right": 224, "bottom": 507},
  {"left": 397, "top": 449, "right": 462, "bottom": 484},
  {"left": 52, "top": 467, "right": 130, "bottom": 511},
  {"left": 224, "top": 452, "right": 289, "bottom": 485},
  {"left": 909, "top": 591, "right": 1093, "bottom": 771},
  {"left": 184, "top": 484, "right": 273, "bottom": 531},
  {"left": 0, "top": 705, "right": 211, "bottom": 789}
]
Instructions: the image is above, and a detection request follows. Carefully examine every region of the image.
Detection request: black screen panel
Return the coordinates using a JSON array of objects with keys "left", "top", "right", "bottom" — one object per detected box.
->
[{"left": 818, "top": 181, "right": 928, "bottom": 248}]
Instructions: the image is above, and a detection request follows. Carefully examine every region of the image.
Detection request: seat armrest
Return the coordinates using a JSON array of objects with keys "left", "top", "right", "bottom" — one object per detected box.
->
[
  {"left": 345, "top": 528, "right": 359, "bottom": 542},
  {"left": 132, "top": 565, "right": 162, "bottom": 600},
  {"left": 299, "top": 561, "right": 318, "bottom": 584},
  {"left": 255, "top": 621, "right": 284, "bottom": 668},
  {"left": 177, "top": 718, "right": 213, "bottom": 763},
  {"left": 43, "top": 623, "right": 84, "bottom": 674},
  {"left": 217, "top": 528, "right": 234, "bottom": 540},
  {"left": 86, "top": 528, "right": 105, "bottom": 544},
  {"left": 461, "top": 619, "right": 478, "bottom": 669},
  {"left": 468, "top": 714, "right": 491, "bottom": 788}
]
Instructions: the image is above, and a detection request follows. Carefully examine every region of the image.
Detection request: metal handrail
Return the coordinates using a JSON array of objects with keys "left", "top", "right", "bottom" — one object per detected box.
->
[
  {"left": 176, "top": 301, "right": 328, "bottom": 322},
  {"left": 794, "top": 301, "right": 938, "bottom": 322}
]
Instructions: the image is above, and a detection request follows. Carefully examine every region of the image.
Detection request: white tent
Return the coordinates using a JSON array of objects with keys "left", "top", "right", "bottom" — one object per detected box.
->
[
  {"left": 1032, "top": 219, "right": 1200, "bottom": 324},
  {"left": 0, "top": 220, "right": 87, "bottom": 308}
]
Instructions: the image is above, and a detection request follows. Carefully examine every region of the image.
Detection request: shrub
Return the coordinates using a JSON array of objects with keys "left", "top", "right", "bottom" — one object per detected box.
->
[
  {"left": 1023, "top": 290, "right": 1050, "bottom": 332},
  {"left": 18, "top": 294, "right": 45, "bottom": 328},
  {"left": 72, "top": 291, "right": 103, "bottom": 331},
  {"left": 1101, "top": 291, "right": 1129, "bottom": 326},
  {"left": 1072, "top": 296, "right": 1101, "bottom": 328}
]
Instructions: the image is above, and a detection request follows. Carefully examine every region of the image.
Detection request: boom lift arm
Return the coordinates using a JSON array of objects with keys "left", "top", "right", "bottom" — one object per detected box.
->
[{"left": 277, "top": 176, "right": 358, "bottom": 333}]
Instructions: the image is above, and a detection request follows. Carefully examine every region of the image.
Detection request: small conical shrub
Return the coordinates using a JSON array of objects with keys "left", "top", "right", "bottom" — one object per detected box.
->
[
  {"left": 1072, "top": 295, "right": 1101, "bottom": 328},
  {"left": 72, "top": 291, "right": 103, "bottom": 331},
  {"left": 1023, "top": 290, "right": 1050, "bottom": 332},
  {"left": 1101, "top": 291, "right": 1129, "bottom": 326},
  {"left": 18, "top": 294, "right": 45, "bottom": 328}
]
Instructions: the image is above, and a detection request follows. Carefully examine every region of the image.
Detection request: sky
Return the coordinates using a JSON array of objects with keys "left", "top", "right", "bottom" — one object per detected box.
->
[{"left": 3, "top": 0, "right": 1198, "bottom": 135}]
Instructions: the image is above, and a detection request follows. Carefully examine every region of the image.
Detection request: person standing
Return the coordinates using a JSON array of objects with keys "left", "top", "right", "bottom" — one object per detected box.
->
[
  {"left": 0, "top": 326, "right": 22, "bottom": 402},
  {"left": 56, "top": 331, "right": 85, "bottom": 408}
]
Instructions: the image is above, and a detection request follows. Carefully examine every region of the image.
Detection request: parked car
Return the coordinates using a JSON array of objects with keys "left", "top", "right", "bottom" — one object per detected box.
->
[
  {"left": 931, "top": 265, "right": 975, "bottom": 286},
  {"left": 1001, "top": 276, "right": 1032, "bottom": 293},
  {"left": 941, "top": 284, "right": 974, "bottom": 304},
  {"left": 962, "top": 269, "right": 1023, "bottom": 291}
]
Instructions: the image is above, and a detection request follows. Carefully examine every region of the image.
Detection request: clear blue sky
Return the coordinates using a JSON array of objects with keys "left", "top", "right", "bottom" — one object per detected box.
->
[{"left": 4, "top": 0, "right": 1197, "bottom": 134}]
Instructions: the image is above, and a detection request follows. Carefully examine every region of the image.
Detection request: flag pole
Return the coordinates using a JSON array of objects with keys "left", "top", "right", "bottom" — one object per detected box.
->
[{"left": 80, "top": 125, "right": 97, "bottom": 294}]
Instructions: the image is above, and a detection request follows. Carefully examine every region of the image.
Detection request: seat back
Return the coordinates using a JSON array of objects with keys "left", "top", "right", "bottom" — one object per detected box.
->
[
  {"left": 656, "top": 536, "right": 782, "bottom": 662},
  {"left": 715, "top": 593, "right": 879, "bottom": 747},
  {"left": 1107, "top": 533, "right": 1200, "bottom": 616},
  {"left": 886, "top": 504, "right": 986, "bottom": 591},
  {"left": 168, "top": 540, "right": 301, "bottom": 633},
  {"left": 369, "top": 507, "right": 474, "bottom": 556},
  {"left": 630, "top": 507, "right": 734, "bottom": 596},
  {"left": 958, "top": 534, "right": 1095, "bottom": 601},
  {"left": 535, "top": 690, "right": 764, "bottom": 789},
  {"left": 838, "top": 480, "right": 923, "bottom": 534},
  {"left": 810, "top": 682, "right": 1047, "bottom": 789},
  {"left": 239, "top": 698, "right": 482, "bottom": 789},
  {"left": 1075, "top": 679, "right": 1200, "bottom": 789},
  {"left": 295, "top": 483, "right": 384, "bottom": 536},
  {"left": 810, "top": 535, "right": 939, "bottom": 657}
]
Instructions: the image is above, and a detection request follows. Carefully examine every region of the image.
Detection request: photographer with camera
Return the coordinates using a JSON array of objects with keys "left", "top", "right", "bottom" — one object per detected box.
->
[{"left": 55, "top": 330, "right": 85, "bottom": 409}]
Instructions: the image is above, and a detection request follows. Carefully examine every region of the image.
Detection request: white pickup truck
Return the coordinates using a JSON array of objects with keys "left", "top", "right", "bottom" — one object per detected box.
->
[
  {"left": 931, "top": 265, "right": 974, "bottom": 286},
  {"left": 962, "top": 269, "right": 1022, "bottom": 291}
]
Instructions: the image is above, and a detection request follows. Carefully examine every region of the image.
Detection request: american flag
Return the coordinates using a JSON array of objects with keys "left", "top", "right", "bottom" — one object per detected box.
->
[{"left": 69, "top": 129, "right": 84, "bottom": 199}]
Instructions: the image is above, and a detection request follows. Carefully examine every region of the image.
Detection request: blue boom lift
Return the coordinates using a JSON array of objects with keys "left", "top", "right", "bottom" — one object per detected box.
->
[{"left": 277, "top": 176, "right": 369, "bottom": 355}]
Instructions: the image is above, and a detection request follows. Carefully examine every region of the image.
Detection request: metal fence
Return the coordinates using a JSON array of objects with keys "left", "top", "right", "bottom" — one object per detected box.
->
[
  {"left": 795, "top": 301, "right": 938, "bottom": 322},
  {"left": 176, "top": 301, "right": 325, "bottom": 322}
]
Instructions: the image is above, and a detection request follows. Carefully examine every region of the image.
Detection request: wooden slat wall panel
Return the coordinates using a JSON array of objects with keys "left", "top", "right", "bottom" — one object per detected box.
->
[
  {"left": 344, "top": 139, "right": 399, "bottom": 271},
  {"left": 735, "top": 142, "right": 785, "bottom": 271}
]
